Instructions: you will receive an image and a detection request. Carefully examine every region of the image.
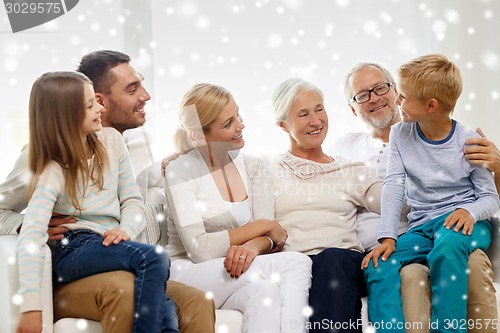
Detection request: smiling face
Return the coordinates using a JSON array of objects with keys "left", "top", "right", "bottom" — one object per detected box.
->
[
  {"left": 97, "top": 63, "right": 151, "bottom": 133},
  {"left": 203, "top": 97, "right": 245, "bottom": 150},
  {"left": 395, "top": 83, "right": 430, "bottom": 123},
  {"left": 348, "top": 65, "right": 400, "bottom": 131},
  {"left": 279, "top": 89, "right": 327, "bottom": 151},
  {"left": 81, "top": 83, "right": 105, "bottom": 136}
]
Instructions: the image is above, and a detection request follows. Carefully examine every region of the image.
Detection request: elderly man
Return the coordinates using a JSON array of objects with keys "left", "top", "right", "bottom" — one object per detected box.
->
[{"left": 331, "top": 62, "right": 499, "bottom": 333}]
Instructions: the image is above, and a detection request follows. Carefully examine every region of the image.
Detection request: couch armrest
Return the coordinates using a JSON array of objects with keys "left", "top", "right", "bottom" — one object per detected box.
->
[
  {"left": 486, "top": 215, "right": 500, "bottom": 284},
  {"left": 0, "top": 235, "right": 53, "bottom": 333}
]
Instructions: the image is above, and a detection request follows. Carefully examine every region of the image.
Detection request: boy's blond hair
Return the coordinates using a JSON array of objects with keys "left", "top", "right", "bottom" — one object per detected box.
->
[{"left": 398, "top": 54, "right": 462, "bottom": 114}]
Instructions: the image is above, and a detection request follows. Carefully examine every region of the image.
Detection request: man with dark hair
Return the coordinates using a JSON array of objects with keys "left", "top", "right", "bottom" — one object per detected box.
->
[
  {"left": 0, "top": 50, "right": 215, "bottom": 333},
  {"left": 77, "top": 50, "right": 131, "bottom": 94},
  {"left": 78, "top": 50, "right": 148, "bottom": 134}
]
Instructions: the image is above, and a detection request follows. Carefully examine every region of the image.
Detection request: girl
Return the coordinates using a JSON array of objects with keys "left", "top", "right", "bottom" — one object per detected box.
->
[
  {"left": 164, "top": 83, "right": 312, "bottom": 333},
  {"left": 16, "top": 71, "right": 178, "bottom": 333}
]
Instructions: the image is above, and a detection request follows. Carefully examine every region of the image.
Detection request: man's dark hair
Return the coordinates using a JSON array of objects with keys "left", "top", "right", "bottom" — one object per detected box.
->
[{"left": 76, "top": 50, "right": 130, "bottom": 94}]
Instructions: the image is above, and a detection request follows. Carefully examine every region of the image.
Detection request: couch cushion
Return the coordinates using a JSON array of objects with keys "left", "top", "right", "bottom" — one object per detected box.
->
[
  {"left": 54, "top": 310, "right": 243, "bottom": 333},
  {"left": 215, "top": 309, "right": 243, "bottom": 333},
  {"left": 54, "top": 318, "right": 102, "bottom": 333},
  {"left": 143, "top": 203, "right": 163, "bottom": 245}
]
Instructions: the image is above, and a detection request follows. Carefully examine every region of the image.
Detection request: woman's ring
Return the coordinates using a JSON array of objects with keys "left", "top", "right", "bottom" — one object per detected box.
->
[{"left": 239, "top": 255, "right": 246, "bottom": 260}]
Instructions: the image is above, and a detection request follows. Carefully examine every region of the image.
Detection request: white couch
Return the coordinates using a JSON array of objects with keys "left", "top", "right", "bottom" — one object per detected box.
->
[
  {"left": 1, "top": 194, "right": 499, "bottom": 332},
  {"left": 0, "top": 233, "right": 242, "bottom": 333},
  {"left": 0, "top": 185, "right": 244, "bottom": 333}
]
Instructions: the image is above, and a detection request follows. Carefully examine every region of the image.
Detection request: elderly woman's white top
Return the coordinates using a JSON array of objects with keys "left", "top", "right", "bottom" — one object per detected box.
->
[{"left": 268, "top": 152, "right": 382, "bottom": 255}]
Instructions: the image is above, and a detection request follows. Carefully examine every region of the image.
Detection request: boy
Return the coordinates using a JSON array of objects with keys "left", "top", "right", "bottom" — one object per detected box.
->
[{"left": 362, "top": 54, "right": 499, "bottom": 333}]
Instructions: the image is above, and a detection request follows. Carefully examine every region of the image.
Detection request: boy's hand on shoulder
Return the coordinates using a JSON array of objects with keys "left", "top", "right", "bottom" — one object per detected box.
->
[
  {"left": 361, "top": 238, "right": 396, "bottom": 270},
  {"left": 16, "top": 310, "right": 42, "bottom": 333},
  {"left": 444, "top": 208, "right": 474, "bottom": 235},
  {"left": 103, "top": 227, "right": 130, "bottom": 246}
]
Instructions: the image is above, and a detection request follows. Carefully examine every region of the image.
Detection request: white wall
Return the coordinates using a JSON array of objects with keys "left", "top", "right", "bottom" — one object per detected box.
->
[
  {"left": 1, "top": 0, "right": 499, "bottom": 180},
  {"left": 0, "top": 0, "right": 128, "bottom": 180}
]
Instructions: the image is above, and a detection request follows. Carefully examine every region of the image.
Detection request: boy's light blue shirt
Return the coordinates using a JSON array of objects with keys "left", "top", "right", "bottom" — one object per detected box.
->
[{"left": 378, "top": 120, "right": 500, "bottom": 241}]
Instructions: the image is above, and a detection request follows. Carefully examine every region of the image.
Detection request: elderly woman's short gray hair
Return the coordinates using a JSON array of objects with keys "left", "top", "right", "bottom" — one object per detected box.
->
[{"left": 272, "top": 78, "right": 324, "bottom": 123}]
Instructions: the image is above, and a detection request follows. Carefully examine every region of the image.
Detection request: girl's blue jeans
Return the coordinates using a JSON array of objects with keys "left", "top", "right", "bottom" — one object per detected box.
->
[
  {"left": 364, "top": 212, "right": 491, "bottom": 333},
  {"left": 52, "top": 230, "right": 179, "bottom": 333}
]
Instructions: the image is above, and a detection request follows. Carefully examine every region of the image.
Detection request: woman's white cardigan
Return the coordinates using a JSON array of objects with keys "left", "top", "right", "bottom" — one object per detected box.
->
[{"left": 164, "top": 149, "right": 273, "bottom": 263}]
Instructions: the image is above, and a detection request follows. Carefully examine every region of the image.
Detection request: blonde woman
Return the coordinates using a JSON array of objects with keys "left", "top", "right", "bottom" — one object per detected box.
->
[{"left": 164, "top": 83, "right": 312, "bottom": 333}]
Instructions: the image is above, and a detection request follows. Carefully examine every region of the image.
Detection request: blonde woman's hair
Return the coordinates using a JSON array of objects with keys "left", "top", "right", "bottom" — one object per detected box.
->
[
  {"left": 173, "top": 83, "right": 232, "bottom": 153},
  {"left": 28, "top": 71, "right": 108, "bottom": 212},
  {"left": 398, "top": 54, "right": 462, "bottom": 113},
  {"left": 272, "top": 78, "right": 324, "bottom": 123}
]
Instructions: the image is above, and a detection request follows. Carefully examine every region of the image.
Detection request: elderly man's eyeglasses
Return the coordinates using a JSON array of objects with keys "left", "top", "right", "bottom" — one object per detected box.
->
[{"left": 350, "top": 82, "right": 393, "bottom": 104}]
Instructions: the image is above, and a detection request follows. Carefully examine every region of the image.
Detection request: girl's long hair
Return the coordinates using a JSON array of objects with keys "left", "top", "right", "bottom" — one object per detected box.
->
[{"left": 28, "top": 71, "right": 108, "bottom": 212}]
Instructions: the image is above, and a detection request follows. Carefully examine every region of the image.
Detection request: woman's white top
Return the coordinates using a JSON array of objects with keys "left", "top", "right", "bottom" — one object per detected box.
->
[
  {"left": 224, "top": 199, "right": 251, "bottom": 226},
  {"left": 164, "top": 149, "right": 273, "bottom": 263}
]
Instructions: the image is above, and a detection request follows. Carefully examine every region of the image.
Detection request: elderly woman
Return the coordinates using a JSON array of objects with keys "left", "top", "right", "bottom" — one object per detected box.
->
[
  {"left": 269, "top": 78, "right": 383, "bottom": 333},
  {"left": 164, "top": 83, "right": 312, "bottom": 333}
]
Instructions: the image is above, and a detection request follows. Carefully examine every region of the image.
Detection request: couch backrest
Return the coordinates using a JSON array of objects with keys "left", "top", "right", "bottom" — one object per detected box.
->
[{"left": 141, "top": 187, "right": 169, "bottom": 246}]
